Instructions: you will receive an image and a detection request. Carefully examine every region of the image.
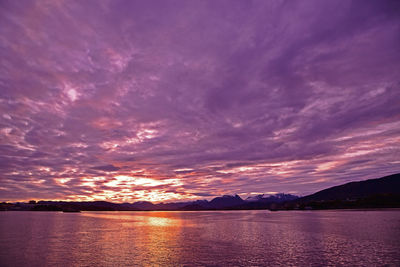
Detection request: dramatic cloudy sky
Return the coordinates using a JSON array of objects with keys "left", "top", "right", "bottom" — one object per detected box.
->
[{"left": 1, "top": 0, "right": 399, "bottom": 203}]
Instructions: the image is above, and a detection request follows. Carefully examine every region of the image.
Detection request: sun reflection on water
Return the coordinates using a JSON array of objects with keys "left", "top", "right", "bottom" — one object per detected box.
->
[
  {"left": 81, "top": 211, "right": 181, "bottom": 227},
  {"left": 144, "top": 216, "right": 176, "bottom": 227}
]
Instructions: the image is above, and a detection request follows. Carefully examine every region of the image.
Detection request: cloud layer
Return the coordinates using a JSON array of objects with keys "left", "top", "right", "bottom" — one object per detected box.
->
[{"left": 1, "top": 0, "right": 399, "bottom": 202}]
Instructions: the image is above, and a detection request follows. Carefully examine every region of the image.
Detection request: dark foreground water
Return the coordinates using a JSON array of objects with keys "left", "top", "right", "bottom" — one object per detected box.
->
[{"left": 0, "top": 210, "right": 399, "bottom": 266}]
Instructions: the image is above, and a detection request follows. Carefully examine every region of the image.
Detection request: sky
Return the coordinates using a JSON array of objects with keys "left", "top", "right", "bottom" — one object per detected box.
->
[{"left": 0, "top": 0, "right": 399, "bottom": 203}]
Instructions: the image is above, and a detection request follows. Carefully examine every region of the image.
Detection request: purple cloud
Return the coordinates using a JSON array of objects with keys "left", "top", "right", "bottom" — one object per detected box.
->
[{"left": 0, "top": 0, "right": 399, "bottom": 202}]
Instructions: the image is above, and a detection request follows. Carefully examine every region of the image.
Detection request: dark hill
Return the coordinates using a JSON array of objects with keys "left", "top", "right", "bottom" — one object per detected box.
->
[
  {"left": 278, "top": 173, "right": 400, "bottom": 210},
  {"left": 298, "top": 173, "right": 400, "bottom": 202}
]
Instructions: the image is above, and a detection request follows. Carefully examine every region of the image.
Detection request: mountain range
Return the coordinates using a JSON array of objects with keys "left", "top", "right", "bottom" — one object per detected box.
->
[{"left": 1, "top": 173, "right": 399, "bottom": 211}]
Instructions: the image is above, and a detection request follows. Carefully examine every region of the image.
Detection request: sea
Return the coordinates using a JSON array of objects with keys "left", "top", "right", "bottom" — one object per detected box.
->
[{"left": 0, "top": 210, "right": 399, "bottom": 266}]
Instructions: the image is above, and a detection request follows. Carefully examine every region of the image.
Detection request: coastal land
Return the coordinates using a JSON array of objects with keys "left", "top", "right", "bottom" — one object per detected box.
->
[{"left": 2, "top": 173, "right": 399, "bottom": 212}]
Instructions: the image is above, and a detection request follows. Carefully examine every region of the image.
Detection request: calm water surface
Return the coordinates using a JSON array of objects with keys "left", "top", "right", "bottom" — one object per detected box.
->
[{"left": 0, "top": 210, "right": 399, "bottom": 266}]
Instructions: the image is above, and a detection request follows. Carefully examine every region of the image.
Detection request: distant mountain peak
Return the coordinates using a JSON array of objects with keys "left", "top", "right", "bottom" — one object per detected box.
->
[
  {"left": 209, "top": 194, "right": 244, "bottom": 208},
  {"left": 245, "top": 193, "right": 298, "bottom": 203},
  {"left": 221, "top": 194, "right": 241, "bottom": 198},
  {"left": 245, "top": 194, "right": 265, "bottom": 202}
]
